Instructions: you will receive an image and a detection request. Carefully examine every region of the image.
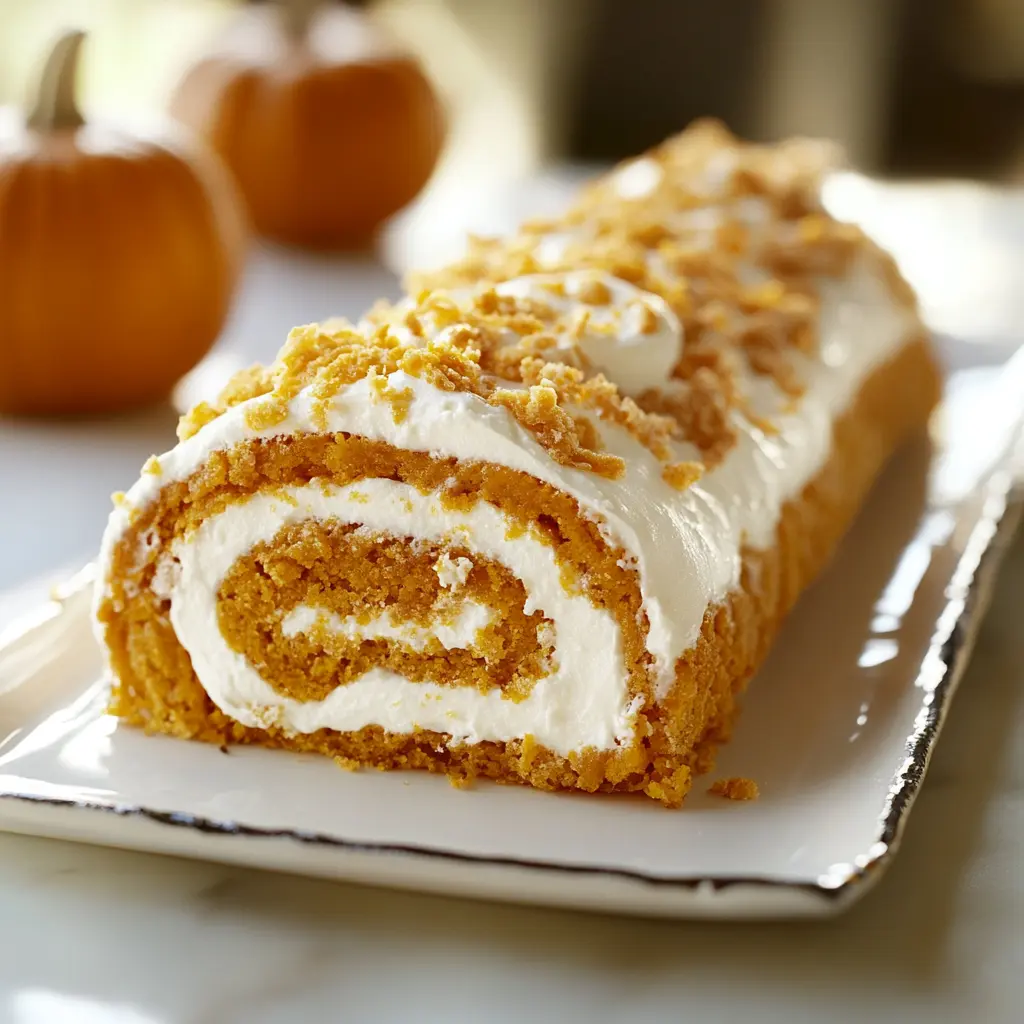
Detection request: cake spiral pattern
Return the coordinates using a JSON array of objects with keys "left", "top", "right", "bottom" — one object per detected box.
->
[{"left": 95, "top": 122, "right": 939, "bottom": 805}]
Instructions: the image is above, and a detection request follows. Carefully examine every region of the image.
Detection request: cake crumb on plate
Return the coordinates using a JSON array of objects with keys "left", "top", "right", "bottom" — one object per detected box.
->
[{"left": 709, "top": 777, "right": 760, "bottom": 801}]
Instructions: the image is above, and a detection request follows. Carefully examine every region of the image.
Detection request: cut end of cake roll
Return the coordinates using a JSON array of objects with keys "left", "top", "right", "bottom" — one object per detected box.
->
[{"left": 94, "top": 121, "right": 941, "bottom": 807}]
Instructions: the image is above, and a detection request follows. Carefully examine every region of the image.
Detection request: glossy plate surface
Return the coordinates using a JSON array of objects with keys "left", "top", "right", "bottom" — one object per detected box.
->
[{"left": 0, "top": 331, "right": 1021, "bottom": 919}]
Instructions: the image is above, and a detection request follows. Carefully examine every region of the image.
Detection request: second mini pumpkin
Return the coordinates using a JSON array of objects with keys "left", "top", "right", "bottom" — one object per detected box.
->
[{"left": 170, "top": 0, "right": 445, "bottom": 250}]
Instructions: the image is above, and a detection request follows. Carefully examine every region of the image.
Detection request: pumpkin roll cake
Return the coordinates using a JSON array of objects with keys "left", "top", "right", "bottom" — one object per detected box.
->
[{"left": 94, "top": 122, "right": 939, "bottom": 806}]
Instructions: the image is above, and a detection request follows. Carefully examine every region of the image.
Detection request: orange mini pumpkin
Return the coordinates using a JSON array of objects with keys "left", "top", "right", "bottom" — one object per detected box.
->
[
  {"left": 170, "top": 0, "right": 445, "bottom": 249},
  {"left": 0, "top": 32, "right": 247, "bottom": 417}
]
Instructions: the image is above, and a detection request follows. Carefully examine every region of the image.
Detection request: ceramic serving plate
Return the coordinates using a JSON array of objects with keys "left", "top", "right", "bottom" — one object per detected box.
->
[{"left": 0, "top": 333, "right": 1022, "bottom": 921}]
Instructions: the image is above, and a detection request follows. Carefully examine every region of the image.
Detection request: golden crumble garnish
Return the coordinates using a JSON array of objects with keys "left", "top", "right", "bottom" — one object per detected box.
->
[
  {"left": 577, "top": 276, "right": 613, "bottom": 306},
  {"left": 662, "top": 461, "right": 704, "bottom": 491},
  {"left": 741, "top": 279, "right": 787, "bottom": 309},
  {"left": 716, "top": 219, "right": 748, "bottom": 255},
  {"left": 173, "top": 120, "right": 915, "bottom": 476},
  {"left": 176, "top": 401, "right": 220, "bottom": 442},
  {"left": 244, "top": 395, "right": 291, "bottom": 433},
  {"left": 632, "top": 301, "right": 660, "bottom": 335},
  {"left": 367, "top": 368, "right": 415, "bottom": 424},
  {"left": 403, "top": 311, "right": 425, "bottom": 338},
  {"left": 567, "top": 307, "right": 592, "bottom": 341},
  {"left": 489, "top": 380, "right": 626, "bottom": 479},
  {"left": 637, "top": 369, "right": 736, "bottom": 469},
  {"left": 571, "top": 413, "right": 604, "bottom": 453},
  {"left": 178, "top": 364, "right": 274, "bottom": 441},
  {"left": 520, "top": 216, "right": 560, "bottom": 234},
  {"left": 577, "top": 374, "right": 675, "bottom": 461}
]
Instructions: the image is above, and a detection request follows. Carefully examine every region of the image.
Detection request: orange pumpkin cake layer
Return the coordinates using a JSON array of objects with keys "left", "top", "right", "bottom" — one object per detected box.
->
[{"left": 95, "top": 122, "right": 940, "bottom": 806}]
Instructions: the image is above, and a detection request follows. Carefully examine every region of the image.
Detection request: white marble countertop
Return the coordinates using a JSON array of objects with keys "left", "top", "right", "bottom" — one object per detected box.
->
[{"left": 1, "top": 181, "right": 1023, "bottom": 1023}]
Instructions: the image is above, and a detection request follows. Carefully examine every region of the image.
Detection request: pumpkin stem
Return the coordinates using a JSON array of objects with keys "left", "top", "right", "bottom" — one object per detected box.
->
[
  {"left": 27, "top": 30, "right": 86, "bottom": 132},
  {"left": 277, "top": 0, "right": 323, "bottom": 41}
]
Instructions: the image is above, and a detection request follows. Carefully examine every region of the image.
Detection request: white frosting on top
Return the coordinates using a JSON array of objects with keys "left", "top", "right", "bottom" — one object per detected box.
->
[
  {"left": 375, "top": 270, "right": 683, "bottom": 394},
  {"left": 95, "top": 258, "right": 916, "bottom": 755},
  {"left": 495, "top": 272, "right": 682, "bottom": 393}
]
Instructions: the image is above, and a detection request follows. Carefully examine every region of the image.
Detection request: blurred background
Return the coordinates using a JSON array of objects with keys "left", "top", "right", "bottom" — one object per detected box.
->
[
  {"left": 2, "top": 0, "right": 1022, "bottom": 269},
  {"left": 2, "top": 0, "right": 1023, "bottom": 272},
  {"left": 3, "top": 0, "right": 1024, "bottom": 175}
]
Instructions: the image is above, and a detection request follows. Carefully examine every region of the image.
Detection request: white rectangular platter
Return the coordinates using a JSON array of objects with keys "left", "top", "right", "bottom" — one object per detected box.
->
[{"left": 0, "top": 332, "right": 1021, "bottom": 920}]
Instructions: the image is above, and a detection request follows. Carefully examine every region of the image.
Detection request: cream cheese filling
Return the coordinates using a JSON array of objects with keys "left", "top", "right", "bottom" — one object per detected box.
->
[
  {"left": 280, "top": 599, "right": 495, "bottom": 654},
  {"left": 162, "top": 479, "right": 633, "bottom": 753}
]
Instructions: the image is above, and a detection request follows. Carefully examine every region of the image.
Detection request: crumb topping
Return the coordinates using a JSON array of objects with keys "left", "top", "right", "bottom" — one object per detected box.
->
[
  {"left": 367, "top": 367, "right": 415, "bottom": 424},
  {"left": 662, "top": 461, "right": 704, "bottom": 491},
  {"left": 176, "top": 119, "right": 916, "bottom": 486},
  {"left": 178, "top": 364, "right": 273, "bottom": 441}
]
